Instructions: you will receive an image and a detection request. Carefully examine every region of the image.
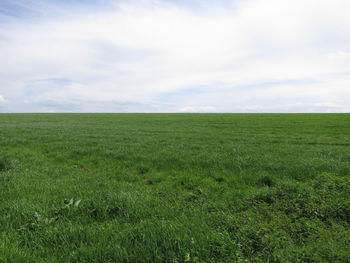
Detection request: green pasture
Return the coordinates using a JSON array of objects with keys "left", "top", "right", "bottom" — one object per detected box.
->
[{"left": 0, "top": 113, "right": 350, "bottom": 262}]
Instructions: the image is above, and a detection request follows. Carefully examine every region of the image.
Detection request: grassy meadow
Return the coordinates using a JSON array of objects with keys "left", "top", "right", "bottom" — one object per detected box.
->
[{"left": 0, "top": 113, "right": 350, "bottom": 262}]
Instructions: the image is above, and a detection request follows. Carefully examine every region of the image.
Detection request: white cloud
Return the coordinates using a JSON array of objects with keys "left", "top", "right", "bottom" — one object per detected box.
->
[
  {"left": 0, "top": 95, "right": 7, "bottom": 103},
  {"left": 327, "top": 51, "right": 350, "bottom": 60},
  {"left": 179, "top": 106, "right": 217, "bottom": 113},
  {"left": 0, "top": 0, "right": 350, "bottom": 112}
]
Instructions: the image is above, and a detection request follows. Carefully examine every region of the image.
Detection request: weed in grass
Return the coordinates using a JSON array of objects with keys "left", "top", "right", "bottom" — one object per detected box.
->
[
  {"left": 0, "top": 156, "right": 14, "bottom": 172},
  {"left": 256, "top": 174, "right": 275, "bottom": 187},
  {"left": 137, "top": 166, "right": 150, "bottom": 175}
]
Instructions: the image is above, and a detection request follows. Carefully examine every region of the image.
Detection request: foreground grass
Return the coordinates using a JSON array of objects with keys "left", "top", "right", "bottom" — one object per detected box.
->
[{"left": 0, "top": 113, "right": 350, "bottom": 262}]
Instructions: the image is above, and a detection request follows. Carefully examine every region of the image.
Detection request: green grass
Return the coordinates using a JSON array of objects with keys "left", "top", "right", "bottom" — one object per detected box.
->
[{"left": 1, "top": 113, "right": 350, "bottom": 262}]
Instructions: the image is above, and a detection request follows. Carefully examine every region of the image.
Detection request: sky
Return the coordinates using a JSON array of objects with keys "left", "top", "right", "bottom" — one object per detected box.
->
[{"left": 0, "top": 0, "right": 350, "bottom": 113}]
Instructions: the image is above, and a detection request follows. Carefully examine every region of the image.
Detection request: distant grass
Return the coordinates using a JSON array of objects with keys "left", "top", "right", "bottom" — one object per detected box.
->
[{"left": 0, "top": 113, "right": 350, "bottom": 262}]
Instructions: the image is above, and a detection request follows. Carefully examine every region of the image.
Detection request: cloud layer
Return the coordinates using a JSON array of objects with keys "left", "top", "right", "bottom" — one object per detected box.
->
[{"left": 0, "top": 0, "right": 350, "bottom": 112}]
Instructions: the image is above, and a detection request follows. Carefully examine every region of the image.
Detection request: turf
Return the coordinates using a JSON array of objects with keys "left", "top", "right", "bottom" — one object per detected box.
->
[{"left": 0, "top": 113, "right": 350, "bottom": 262}]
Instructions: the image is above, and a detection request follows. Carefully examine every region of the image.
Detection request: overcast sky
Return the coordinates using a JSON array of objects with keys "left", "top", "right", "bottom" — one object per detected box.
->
[{"left": 0, "top": 0, "right": 350, "bottom": 113}]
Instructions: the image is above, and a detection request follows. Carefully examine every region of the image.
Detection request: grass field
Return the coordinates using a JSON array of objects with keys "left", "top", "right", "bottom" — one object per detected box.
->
[{"left": 1, "top": 113, "right": 350, "bottom": 262}]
